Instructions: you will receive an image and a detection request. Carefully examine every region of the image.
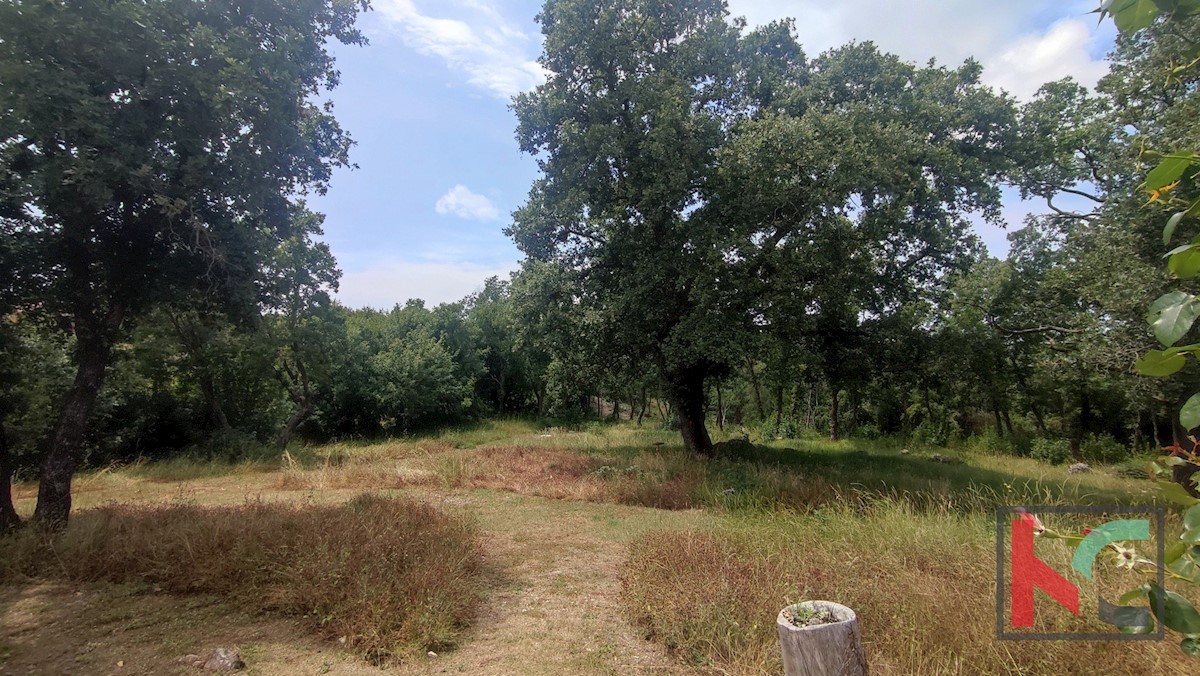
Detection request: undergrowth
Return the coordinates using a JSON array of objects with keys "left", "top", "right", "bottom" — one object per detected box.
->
[{"left": 0, "top": 495, "right": 485, "bottom": 664}]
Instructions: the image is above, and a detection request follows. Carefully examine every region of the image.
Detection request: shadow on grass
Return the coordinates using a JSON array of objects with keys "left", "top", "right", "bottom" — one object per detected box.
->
[{"left": 577, "top": 436, "right": 1167, "bottom": 513}]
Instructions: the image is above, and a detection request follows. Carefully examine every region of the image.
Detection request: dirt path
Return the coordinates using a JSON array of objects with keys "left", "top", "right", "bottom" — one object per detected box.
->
[
  {"left": 396, "top": 492, "right": 701, "bottom": 676},
  {"left": 0, "top": 486, "right": 710, "bottom": 675}
]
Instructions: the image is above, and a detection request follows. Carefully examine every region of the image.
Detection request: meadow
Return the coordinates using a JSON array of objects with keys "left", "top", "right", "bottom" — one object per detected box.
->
[{"left": 0, "top": 419, "right": 1195, "bottom": 675}]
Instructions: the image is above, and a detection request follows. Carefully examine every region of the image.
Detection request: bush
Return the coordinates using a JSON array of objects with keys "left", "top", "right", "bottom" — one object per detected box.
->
[
  {"left": 1031, "top": 438, "right": 1071, "bottom": 465},
  {"left": 853, "top": 423, "right": 883, "bottom": 440},
  {"left": 970, "top": 429, "right": 1033, "bottom": 457},
  {"left": 0, "top": 495, "right": 484, "bottom": 664},
  {"left": 1080, "top": 433, "right": 1127, "bottom": 465},
  {"left": 910, "top": 420, "right": 951, "bottom": 447}
]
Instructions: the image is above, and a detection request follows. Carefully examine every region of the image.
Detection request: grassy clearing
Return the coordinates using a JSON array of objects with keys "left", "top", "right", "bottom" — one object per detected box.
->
[
  {"left": 0, "top": 494, "right": 485, "bottom": 664},
  {"left": 622, "top": 503, "right": 1197, "bottom": 675},
  {"left": 6, "top": 420, "right": 1191, "bottom": 674},
  {"left": 307, "top": 421, "right": 1169, "bottom": 514}
]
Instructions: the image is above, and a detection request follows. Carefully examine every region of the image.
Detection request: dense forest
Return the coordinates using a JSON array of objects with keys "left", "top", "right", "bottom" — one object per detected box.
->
[{"left": 2, "top": 0, "right": 1200, "bottom": 527}]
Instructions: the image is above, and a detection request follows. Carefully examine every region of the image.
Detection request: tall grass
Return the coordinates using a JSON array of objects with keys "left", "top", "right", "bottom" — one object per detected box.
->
[
  {"left": 0, "top": 495, "right": 485, "bottom": 664},
  {"left": 622, "top": 503, "right": 1196, "bottom": 675}
]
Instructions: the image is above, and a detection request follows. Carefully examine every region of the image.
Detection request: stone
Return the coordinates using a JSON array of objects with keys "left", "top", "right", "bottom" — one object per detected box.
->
[
  {"left": 201, "top": 648, "right": 245, "bottom": 672},
  {"left": 1069, "top": 463, "right": 1091, "bottom": 475}
]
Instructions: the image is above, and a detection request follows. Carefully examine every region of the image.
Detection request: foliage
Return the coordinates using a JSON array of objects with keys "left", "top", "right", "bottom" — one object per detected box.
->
[
  {"left": 1031, "top": 438, "right": 1072, "bottom": 466},
  {"left": 1082, "top": 433, "right": 1131, "bottom": 465}
]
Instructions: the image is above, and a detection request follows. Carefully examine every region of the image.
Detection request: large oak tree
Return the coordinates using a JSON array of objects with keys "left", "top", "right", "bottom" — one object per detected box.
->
[{"left": 0, "top": 0, "right": 367, "bottom": 527}]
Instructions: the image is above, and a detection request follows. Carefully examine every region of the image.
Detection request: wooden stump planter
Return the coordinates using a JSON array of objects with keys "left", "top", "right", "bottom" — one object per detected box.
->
[{"left": 777, "top": 601, "right": 867, "bottom": 676}]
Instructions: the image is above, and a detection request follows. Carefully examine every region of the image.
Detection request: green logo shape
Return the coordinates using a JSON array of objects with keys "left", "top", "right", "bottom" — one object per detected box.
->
[{"left": 1072, "top": 520, "right": 1151, "bottom": 580}]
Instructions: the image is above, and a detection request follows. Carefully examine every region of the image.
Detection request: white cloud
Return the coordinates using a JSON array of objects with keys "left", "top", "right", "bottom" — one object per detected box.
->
[
  {"left": 337, "top": 259, "right": 519, "bottom": 309},
  {"left": 984, "top": 19, "right": 1110, "bottom": 100},
  {"left": 375, "top": 0, "right": 547, "bottom": 98},
  {"left": 726, "top": 1, "right": 1110, "bottom": 100},
  {"left": 435, "top": 184, "right": 500, "bottom": 221}
]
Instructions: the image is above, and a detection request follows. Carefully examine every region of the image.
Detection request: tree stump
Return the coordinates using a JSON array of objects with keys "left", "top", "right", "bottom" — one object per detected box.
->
[{"left": 777, "top": 601, "right": 867, "bottom": 676}]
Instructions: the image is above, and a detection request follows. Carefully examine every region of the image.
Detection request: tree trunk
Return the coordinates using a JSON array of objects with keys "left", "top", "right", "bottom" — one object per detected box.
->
[
  {"left": 0, "top": 423, "right": 21, "bottom": 532},
  {"left": 497, "top": 371, "right": 507, "bottom": 414},
  {"left": 747, "top": 359, "right": 765, "bottom": 420},
  {"left": 167, "top": 312, "right": 230, "bottom": 434},
  {"left": 777, "top": 602, "right": 867, "bottom": 676},
  {"left": 276, "top": 351, "right": 314, "bottom": 449},
  {"left": 993, "top": 406, "right": 1004, "bottom": 438},
  {"left": 637, "top": 386, "right": 647, "bottom": 426},
  {"left": 1002, "top": 408, "right": 1015, "bottom": 437},
  {"left": 716, "top": 384, "right": 725, "bottom": 431},
  {"left": 849, "top": 388, "right": 861, "bottom": 436},
  {"left": 774, "top": 384, "right": 785, "bottom": 434},
  {"left": 199, "top": 374, "right": 231, "bottom": 433},
  {"left": 830, "top": 387, "right": 841, "bottom": 442},
  {"left": 277, "top": 400, "right": 313, "bottom": 449},
  {"left": 34, "top": 318, "right": 118, "bottom": 530},
  {"left": 664, "top": 367, "right": 713, "bottom": 456},
  {"left": 1016, "top": 371, "right": 1047, "bottom": 435}
]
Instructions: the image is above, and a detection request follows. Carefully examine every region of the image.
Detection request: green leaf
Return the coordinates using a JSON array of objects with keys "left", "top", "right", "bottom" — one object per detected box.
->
[
  {"left": 1182, "top": 636, "right": 1200, "bottom": 657},
  {"left": 1185, "top": 503, "right": 1200, "bottom": 530},
  {"left": 1167, "top": 541, "right": 1188, "bottom": 564},
  {"left": 1137, "top": 350, "right": 1188, "bottom": 377},
  {"left": 1168, "top": 553, "right": 1199, "bottom": 581},
  {"left": 1182, "top": 527, "right": 1200, "bottom": 543},
  {"left": 1146, "top": 154, "right": 1196, "bottom": 192},
  {"left": 1158, "top": 481, "right": 1200, "bottom": 506},
  {"left": 1150, "top": 585, "right": 1200, "bottom": 634},
  {"left": 1170, "top": 245, "right": 1200, "bottom": 279},
  {"left": 1148, "top": 291, "right": 1200, "bottom": 346},
  {"left": 1111, "top": 0, "right": 1162, "bottom": 32},
  {"left": 1182, "top": 394, "right": 1200, "bottom": 430},
  {"left": 1165, "top": 211, "right": 1188, "bottom": 245},
  {"left": 1119, "top": 584, "right": 1152, "bottom": 604}
]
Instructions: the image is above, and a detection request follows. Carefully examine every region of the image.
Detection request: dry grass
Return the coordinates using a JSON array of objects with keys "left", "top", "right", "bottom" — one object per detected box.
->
[
  {"left": 0, "top": 494, "right": 485, "bottom": 664},
  {"left": 437, "top": 446, "right": 714, "bottom": 509},
  {"left": 622, "top": 504, "right": 1198, "bottom": 675}
]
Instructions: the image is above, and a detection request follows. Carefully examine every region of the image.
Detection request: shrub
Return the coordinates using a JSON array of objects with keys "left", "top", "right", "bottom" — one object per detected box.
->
[
  {"left": 1111, "top": 461, "right": 1151, "bottom": 480},
  {"left": 1080, "top": 433, "right": 1127, "bottom": 465},
  {"left": 0, "top": 495, "right": 484, "bottom": 664},
  {"left": 853, "top": 423, "right": 882, "bottom": 440},
  {"left": 1031, "top": 438, "right": 1071, "bottom": 465},
  {"left": 910, "top": 420, "right": 951, "bottom": 447}
]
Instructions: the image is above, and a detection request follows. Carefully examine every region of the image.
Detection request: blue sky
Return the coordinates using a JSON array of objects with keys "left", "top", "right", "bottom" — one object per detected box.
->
[{"left": 308, "top": 0, "right": 1118, "bottom": 309}]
